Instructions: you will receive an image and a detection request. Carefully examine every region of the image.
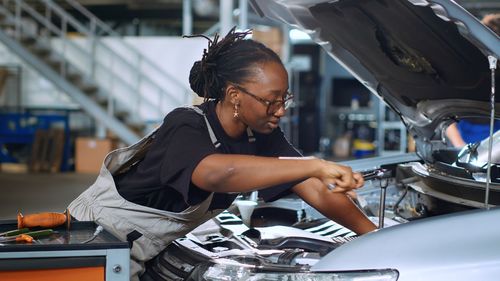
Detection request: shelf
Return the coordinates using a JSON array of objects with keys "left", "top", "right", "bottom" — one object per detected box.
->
[
  {"left": 329, "top": 107, "right": 376, "bottom": 122},
  {"left": 380, "top": 122, "right": 405, "bottom": 130},
  {"left": 329, "top": 106, "right": 375, "bottom": 115}
]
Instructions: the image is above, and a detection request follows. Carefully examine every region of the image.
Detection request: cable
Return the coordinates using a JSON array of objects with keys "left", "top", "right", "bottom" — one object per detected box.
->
[
  {"left": 393, "top": 177, "right": 419, "bottom": 219},
  {"left": 81, "top": 225, "right": 104, "bottom": 244}
]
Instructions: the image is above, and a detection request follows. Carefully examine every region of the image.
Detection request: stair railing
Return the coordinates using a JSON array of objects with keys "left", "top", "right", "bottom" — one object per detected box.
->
[
  {"left": 63, "top": 0, "right": 190, "bottom": 97},
  {"left": 45, "top": 0, "right": 190, "bottom": 106},
  {"left": 2, "top": 0, "right": 189, "bottom": 124}
]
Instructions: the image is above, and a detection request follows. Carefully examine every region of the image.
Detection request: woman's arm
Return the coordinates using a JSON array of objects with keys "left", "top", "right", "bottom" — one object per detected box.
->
[
  {"left": 192, "top": 154, "right": 361, "bottom": 193},
  {"left": 292, "top": 178, "right": 377, "bottom": 235}
]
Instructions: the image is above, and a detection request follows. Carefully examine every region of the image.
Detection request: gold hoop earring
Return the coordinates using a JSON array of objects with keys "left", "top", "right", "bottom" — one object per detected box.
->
[{"left": 233, "top": 103, "right": 240, "bottom": 118}]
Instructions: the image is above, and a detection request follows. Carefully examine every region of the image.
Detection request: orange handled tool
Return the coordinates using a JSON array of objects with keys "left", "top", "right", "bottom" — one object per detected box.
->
[
  {"left": 0, "top": 234, "right": 33, "bottom": 243},
  {"left": 16, "top": 234, "right": 33, "bottom": 243},
  {"left": 18, "top": 209, "right": 71, "bottom": 229}
]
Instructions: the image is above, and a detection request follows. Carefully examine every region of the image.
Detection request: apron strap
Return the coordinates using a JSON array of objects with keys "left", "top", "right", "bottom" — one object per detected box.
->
[
  {"left": 189, "top": 105, "right": 255, "bottom": 144},
  {"left": 188, "top": 106, "right": 221, "bottom": 148},
  {"left": 246, "top": 127, "right": 256, "bottom": 143}
]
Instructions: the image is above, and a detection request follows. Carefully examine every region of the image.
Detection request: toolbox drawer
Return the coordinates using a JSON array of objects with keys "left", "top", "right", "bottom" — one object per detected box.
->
[
  {"left": 0, "top": 256, "right": 105, "bottom": 281},
  {"left": 0, "top": 221, "right": 129, "bottom": 281}
]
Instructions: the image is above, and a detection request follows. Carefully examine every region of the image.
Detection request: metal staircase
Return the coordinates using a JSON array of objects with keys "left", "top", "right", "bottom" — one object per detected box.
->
[{"left": 0, "top": 0, "right": 190, "bottom": 145}]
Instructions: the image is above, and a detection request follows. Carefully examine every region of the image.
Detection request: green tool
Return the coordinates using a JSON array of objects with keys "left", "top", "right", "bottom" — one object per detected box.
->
[
  {"left": 24, "top": 229, "right": 54, "bottom": 238},
  {"left": 0, "top": 228, "right": 30, "bottom": 237}
]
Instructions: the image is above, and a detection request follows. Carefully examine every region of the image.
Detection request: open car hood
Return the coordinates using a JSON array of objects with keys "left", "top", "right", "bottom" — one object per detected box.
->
[{"left": 250, "top": 0, "right": 500, "bottom": 162}]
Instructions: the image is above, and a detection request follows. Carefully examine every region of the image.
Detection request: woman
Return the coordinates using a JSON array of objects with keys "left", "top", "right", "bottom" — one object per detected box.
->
[{"left": 68, "top": 28, "right": 376, "bottom": 280}]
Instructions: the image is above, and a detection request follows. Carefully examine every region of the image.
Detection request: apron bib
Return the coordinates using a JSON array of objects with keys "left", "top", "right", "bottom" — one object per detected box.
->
[{"left": 68, "top": 107, "right": 227, "bottom": 280}]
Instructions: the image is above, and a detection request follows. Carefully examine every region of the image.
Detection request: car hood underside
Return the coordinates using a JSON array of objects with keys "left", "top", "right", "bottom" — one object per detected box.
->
[{"left": 250, "top": 0, "right": 500, "bottom": 162}]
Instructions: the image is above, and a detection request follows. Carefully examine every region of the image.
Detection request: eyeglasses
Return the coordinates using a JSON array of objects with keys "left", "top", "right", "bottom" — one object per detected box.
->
[{"left": 232, "top": 84, "right": 294, "bottom": 115}]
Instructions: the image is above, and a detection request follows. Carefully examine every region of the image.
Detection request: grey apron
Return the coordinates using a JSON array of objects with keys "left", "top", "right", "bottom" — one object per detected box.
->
[{"left": 68, "top": 107, "right": 253, "bottom": 280}]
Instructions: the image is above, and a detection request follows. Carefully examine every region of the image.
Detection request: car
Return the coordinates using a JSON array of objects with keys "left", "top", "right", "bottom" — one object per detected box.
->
[{"left": 140, "top": 1, "right": 500, "bottom": 280}]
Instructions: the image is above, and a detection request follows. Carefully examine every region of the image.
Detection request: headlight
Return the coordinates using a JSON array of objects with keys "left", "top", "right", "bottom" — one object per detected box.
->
[{"left": 188, "top": 260, "right": 399, "bottom": 281}]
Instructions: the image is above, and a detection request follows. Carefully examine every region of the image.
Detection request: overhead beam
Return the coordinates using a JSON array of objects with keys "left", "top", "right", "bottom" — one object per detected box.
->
[
  {"left": 182, "top": 0, "right": 193, "bottom": 35},
  {"left": 220, "top": 0, "right": 233, "bottom": 35}
]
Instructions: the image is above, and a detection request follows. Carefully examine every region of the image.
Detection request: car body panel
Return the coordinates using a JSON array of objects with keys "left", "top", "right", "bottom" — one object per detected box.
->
[{"left": 312, "top": 207, "right": 500, "bottom": 280}]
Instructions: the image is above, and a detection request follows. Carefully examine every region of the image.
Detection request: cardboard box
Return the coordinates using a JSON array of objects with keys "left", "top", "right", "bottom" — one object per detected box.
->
[
  {"left": 0, "top": 163, "right": 28, "bottom": 173},
  {"left": 252, "top": 27, "right": 283, "bottom": 44},
  {"left": 252, "top": 27, "right": 283, "bottom": 57},
  {"left": 75, "top": 138, "right": 116, "bottom": 174}
]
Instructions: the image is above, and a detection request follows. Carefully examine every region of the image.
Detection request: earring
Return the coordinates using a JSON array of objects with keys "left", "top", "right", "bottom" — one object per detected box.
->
[{"left": 233, "top": 103, "right": 240, "bottom": 118}]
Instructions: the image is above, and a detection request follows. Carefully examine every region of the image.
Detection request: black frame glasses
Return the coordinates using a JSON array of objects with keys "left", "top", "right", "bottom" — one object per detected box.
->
[{"left": 232, "top": 84, "right": 294, "bottom": 115}]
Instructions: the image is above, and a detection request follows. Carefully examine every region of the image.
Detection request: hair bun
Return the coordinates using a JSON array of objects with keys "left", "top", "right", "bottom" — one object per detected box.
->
[
  {"left": 189, "top": 60, "right": 205, "bottom": 97},
  {"left": 185, "top": 27, "right": 282, "bottom": 101}
]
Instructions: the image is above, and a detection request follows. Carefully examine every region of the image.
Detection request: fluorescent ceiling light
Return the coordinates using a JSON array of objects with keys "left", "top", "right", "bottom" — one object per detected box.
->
[{"left": 289, "top": 29, "right": 312, "bottom": 42}]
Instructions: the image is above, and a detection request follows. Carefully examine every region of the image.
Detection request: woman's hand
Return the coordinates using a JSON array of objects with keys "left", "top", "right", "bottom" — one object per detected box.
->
[{"left": 315, "top": 160, "right": 364, "bottom": 192}]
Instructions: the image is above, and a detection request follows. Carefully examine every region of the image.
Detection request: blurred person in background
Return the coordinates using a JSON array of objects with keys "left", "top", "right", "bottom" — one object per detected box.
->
[{"left": 446, "top": 13, "right": 500, "bottom": 147}]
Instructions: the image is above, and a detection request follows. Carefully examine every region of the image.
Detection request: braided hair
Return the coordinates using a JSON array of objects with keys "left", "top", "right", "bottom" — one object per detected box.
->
[{"left": 185, "top": 27, "right": 283, "bottom": 101}]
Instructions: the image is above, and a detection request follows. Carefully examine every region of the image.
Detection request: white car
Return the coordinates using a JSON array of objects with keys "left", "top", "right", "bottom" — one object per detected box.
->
[{"left": 141, "top": 1, "right": 500, "bottom": 280}]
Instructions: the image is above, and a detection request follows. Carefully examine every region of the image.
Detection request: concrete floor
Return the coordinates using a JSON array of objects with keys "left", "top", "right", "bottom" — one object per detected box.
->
[{"left": 0, "top": 172, "right": 95, "bottom": 220}]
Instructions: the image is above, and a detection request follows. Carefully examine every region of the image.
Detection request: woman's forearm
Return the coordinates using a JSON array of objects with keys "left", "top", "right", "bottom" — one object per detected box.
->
[
  {"left": 192, "top": 154, "right": 336, "bottom": 193},
  {"left": 292, "top": 178, "right": 376, "bottom": 235}
]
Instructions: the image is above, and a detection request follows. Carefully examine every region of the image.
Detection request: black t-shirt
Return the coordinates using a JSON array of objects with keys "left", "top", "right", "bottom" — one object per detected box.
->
[{"left": 114, "top": 100, "right": 302, "bottom": 212}]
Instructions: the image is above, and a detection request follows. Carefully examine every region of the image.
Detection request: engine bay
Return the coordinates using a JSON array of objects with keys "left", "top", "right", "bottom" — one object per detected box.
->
[{"left": 140, "top": 148, "right": 499, "bottom": 281}]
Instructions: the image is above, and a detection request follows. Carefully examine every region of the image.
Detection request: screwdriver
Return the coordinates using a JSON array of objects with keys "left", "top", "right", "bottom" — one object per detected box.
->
[
  {"left": 0, "top": 234, "right": 33, "bottom": 243},
  {"left": 0, "top": 229, "right": 54, "bottom": 245}
]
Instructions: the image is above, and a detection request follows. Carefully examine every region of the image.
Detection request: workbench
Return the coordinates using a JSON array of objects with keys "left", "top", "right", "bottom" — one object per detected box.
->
[{"left": 0, "top": 221, "right": 129, "bottom": 281}]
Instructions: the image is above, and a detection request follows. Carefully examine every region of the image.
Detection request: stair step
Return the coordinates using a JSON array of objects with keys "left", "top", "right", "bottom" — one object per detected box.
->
[
  {"left": 65, "top": 68, "right": 83, "bottom": 83},
  {"left": 0, "top": 18, "right": 15, "bottom": 28},
  {"left": 28, "top": 42, "right": 52, "bottom": 57},
  {"left": 60, "top": 63, "right": 83, "bottom": 82},
  {"left": 19, "top": 34, "right": 37, "bottom": 45},
  {"left": 94, "top": 96, "right": 108, "bottom": 107},
  {"left": 115, "top": 110, "right": 129, "bottom": 120},
  {"left": 42, "top": 54, "right": 65, "bottom": 69},
  {"left": 78, "top": 82, "right": 99, "bottom": 94}
]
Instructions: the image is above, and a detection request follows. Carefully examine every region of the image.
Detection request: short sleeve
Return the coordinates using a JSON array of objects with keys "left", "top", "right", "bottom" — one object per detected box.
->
[
  {"left": 159, "top": 112, "right": 217, "bottom": 206},
  {"left": 256, "top": 128, "right": 304, "bottom": 202}
]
